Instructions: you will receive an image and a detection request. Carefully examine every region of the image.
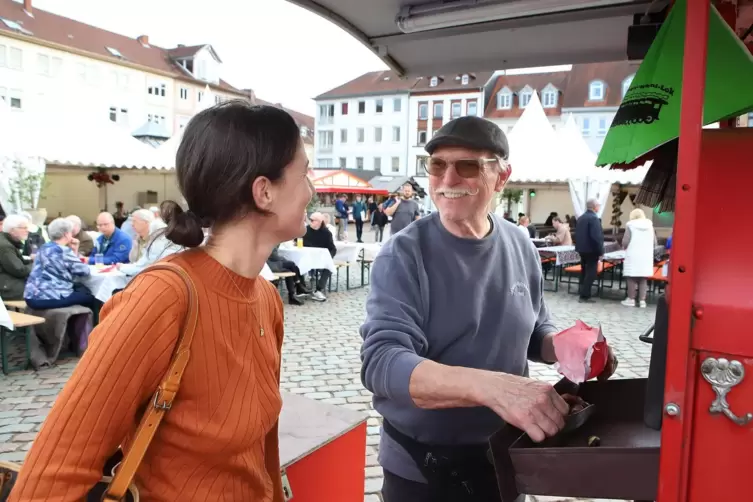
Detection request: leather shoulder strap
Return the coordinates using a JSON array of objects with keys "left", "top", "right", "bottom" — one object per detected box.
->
[{"left": 103, "top": 261, "right": 200, "bottom": 501}]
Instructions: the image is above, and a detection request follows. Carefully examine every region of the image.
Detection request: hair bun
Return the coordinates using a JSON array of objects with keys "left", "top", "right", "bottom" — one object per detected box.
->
[{"left": 162, "top": 200, "right": 205, "bottom": 248}]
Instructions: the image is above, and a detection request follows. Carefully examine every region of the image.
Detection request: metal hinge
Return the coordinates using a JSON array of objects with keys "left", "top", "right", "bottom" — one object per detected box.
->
[{"left": 281, "top": 471, "right": 294, "bottom": 501}]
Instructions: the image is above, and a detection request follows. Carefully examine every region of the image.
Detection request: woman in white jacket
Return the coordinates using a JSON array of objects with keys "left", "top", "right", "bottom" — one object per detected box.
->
[
  {"left": 117, "top": 219, "right": 183, "bottom": 277},
  {"left": 621, "top": 208, "right": 657, "bottom": 308}
]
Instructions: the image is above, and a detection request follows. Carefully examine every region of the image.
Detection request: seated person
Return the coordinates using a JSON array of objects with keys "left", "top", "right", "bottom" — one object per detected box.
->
[
  {"left": 548, "top": 217, "right": 573, "bottom": 245},
  {"left": 24, "top": 218, "right": 95, "bottom": 310},
  {"left": 20, "top": 213, "right": 47, "bottom": 257},
  {"left": 266, "top": 244, "right": 311, "bottom": 306},
  {"left": 118, "top": 218, "right": 183, "bottom": 278},
  {"left": 517, "top": 215, "right": 532, "bottom": 237},
  {"left": 302, "top": 212, "right": 337, "bottom": 302},
  {"left": 65, "top": 215, "right": 94, "bottom": 257},
  {"left": 321, "top": 213, "right": 337, "bottom": 237},
  {"left": 128, "top": 209, "right": 156, "bottom": 263},
  {"left": 0, "top": 214, "right": 33, "bottom": 300},
  {"left": 88, "top": 212, "right": 132, "bottom": 265}
]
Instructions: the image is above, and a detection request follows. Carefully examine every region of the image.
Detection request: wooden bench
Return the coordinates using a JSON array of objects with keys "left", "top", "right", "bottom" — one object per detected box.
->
[
  {"left": 1, "top": 311, "right": 46, "bottom": 374},
  {"left": 272, "top": 271, "right": 298, "bottom": 293},
  {"left": 3, "top": 300, "right": 27, "bottom": 311},
  {"left": 330, "top": 261, "right": 351, "bottom": 292}
]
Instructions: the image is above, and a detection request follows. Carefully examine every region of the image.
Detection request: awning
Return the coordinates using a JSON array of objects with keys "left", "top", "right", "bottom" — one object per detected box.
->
[
  {"left": 284, "top": 0, "right": 653, "bottom": 76},
  {"left": 309, "top": 168, "right": 389, "bottom": 194}
]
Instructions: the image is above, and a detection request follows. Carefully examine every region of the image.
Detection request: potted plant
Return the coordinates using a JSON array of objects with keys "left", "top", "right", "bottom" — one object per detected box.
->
[{"left": 9, "top": 159, "right": 47, "bottom": 225}]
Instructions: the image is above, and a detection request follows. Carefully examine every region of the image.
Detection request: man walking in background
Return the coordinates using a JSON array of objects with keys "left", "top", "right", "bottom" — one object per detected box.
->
[
  {"left": 334, "top": 194, "right": 349, "bottom": 241},
  {"left": 574, "top": 198, "right": 605, "bottom": 302},
  {"left": 384, "top": 182, "right": 420, "bottom": 236}
]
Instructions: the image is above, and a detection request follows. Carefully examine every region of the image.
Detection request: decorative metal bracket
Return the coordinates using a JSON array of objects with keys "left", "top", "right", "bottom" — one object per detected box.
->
[{"left": 700, "top": 357, "right": 753, "bottom": 426}]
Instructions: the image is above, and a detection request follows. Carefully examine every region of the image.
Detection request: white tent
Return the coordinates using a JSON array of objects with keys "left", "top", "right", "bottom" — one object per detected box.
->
[
  {"left": 507, "top": 92, "right": 562, "bottom": 183},
  {"left": 196, "top": 84, "right": 215, "bottom": 112},
  {"left": 156, "top": 129, "right": 183, "bottom": 169}
]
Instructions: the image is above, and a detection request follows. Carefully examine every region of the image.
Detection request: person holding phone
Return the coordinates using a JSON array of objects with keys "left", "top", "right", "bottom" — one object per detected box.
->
[{"left": 384, "top": 183, "right": 420, "bottom": 236}]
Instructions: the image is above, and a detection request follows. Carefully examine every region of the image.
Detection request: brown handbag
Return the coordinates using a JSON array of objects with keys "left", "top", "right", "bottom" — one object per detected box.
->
[{"left": 0, "top": 261, "right": 200, "bottom": 502}]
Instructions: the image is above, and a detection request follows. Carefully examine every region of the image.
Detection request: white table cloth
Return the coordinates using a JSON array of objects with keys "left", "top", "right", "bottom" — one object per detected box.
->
[
  {"left": 277, "top": 247, "right": 335, "bottom": 275},
  {"left": 261, "top": 263, "right": 275, "bottom": 281},
  {"left": 81, "top": 266, "right": 129, "bottom": 303},
  {"left": 0, "top": 296, "right": 13, "bottom": 330},
  {"left": 334, "top": 241, "right": 383, "bottom": 263}
]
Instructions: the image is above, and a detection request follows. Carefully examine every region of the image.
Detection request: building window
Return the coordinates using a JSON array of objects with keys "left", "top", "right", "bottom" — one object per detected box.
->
[
  {"left": 589, "top": 80, "right": 605, "bottom": 101},
  {"left": 339, "top": 157, "right": 347, "bottom": 168},
  {"left": 356, "top": 157, "right": 364, "bottom": 169},
  {"left": 148, "top": 83, "right": 166, "bottom": 97},
  {"left": 358, "top": 101, "right": 366, "bottom": 113},
  {"left": 319, "top": 104, "right": 335, "bottom": 124},
  {"left": 451, "top": 102, "right": 462, "bottom": 119},
  {"left": 391, "top": 157, "right": 400, "bottom": 172},
  {"left": 497, "top": 91, "right": 512, "bottom": 110},
  {"left": 8, "top": 46, "right": 22, "bottom": 70},
  {"left": 393, "top": 98, "right": 402, "bottom": 112},
  {"left": 597, "top": 117, "right": 608, "bottom": 136},
  {"left": 542, "top": 86, "right": 558, "bottom": 108},
  {"left": 108, "top": 107, "right": 129, "bottom": 125},
  {"left": 357, "top": 128, "right": 365, "bottom": 143},
  {"left": 416, "top": 156, "right": 428, "bottom": 175},
  {"left": 461, "top": 74, "right": 469, "bottom": 85},
  {"left": 318, "top": 130, "right": 334, "bottom": 151},
  {"left": 180, "top": 88, "right": 189, "bottom": 100},
  {"left": 418, "top": 103, "right": 428, "bottom": 120},
  {"left": 198, "top": 91, "right": 204, "bottom": 102},
  {"left": 374, "top": 157, "right": 381, "bottom": 171},
  {"left": 622, "top": 75, "right": 634, "bottom": 99},
  {"left": 36, "top": 54, "right": 49, "bottom": 75},
  {"left": 433, "top": 102, "right": 443, "bottom": 119},
  {"left": 318, "top": 158, "right": 333, "bottom": 168},
  {"left": 418, "top": 130, "right": 427, "bottom": 145},
  {"left": 392, "top": 126, "right": 401, "bottom": 142},
  {"left": 519, "top": 87, "right": 533, "bottom": 108},
  {"left": 1, "top": 88, "right": 22, "bottom": 109},
  {"left": 215, "top": 95, "right": 222, "bottom": 105},
  {"left": 341, "top": 102, "right": 349, "bottom": 115},
  {"left": 429, "top": 77, "right": 438, "bottom": 87},
  {"left": 340, "top": 129, "right": 348, "bottom": 143},
  {"left": 581, "top": 117, "right": 591, "bottom": 136},
  {"left": 374, "top": 126, "right": 382, "bottom": 142},
  {"left": 147, "top": 113, "right": 166, "bottom": 124},
  {"left": 467, "top": 100, "right": 478, "bottom": 116},
  {"left": 375, "top": 99, "right": 383, "bottom": 113}
]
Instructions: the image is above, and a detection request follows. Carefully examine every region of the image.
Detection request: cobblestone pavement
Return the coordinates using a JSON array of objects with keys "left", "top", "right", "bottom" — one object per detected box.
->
[{"left": 1, "top": 273, "right": 655, "bottom": 501}]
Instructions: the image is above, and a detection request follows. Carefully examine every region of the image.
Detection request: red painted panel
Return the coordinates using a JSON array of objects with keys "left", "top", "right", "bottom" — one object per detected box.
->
[
  {"left": 688, "top": 351, "right": 753, "bottom": 502},
  {"left": 284, "top": 422, "right": 367, "bottom": 502},
  {"left": 692, "top": 129, "right": 753, "bottom": 357}
]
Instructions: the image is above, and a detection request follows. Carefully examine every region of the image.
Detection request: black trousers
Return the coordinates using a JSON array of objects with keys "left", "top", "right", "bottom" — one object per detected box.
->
[
  {"left": 381, "top": 470, "right": 515, "bottom": 502},
  {"left": 355, "top": 219, "right": 364, "bottom": 241},
  {"left": 578, "top": 252, "right": 601, "bottom": 299},
  {"left": 268, "top": 259, "right": 303, "bottom": 296}
]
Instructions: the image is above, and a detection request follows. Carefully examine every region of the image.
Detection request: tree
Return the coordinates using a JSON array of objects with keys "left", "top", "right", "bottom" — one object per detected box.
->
[
  {"left": 500, "top": 188, "right": 524, "bottom": 214},
  {"left": 9, "top": 160, "right": 46, "bottom": 210}
]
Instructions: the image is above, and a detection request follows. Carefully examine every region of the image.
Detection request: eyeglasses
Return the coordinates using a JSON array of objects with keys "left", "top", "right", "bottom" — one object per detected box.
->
[{"left": 424, "top": 157, "right": 502, "bottom": 178}]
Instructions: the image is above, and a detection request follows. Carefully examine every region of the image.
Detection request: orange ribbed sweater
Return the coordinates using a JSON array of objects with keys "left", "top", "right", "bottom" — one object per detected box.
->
[{"left": 10, "top": 250, "right": 285, "bottom": 502}]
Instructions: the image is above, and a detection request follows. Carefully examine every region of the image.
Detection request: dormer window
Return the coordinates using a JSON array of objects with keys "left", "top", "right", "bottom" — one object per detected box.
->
[
  {"left": 622, "top": 75, "right": 634, "bottom": 98},
  {"left": 429, "top": 76, "right": 438, "bottom": 87},
  {"left": 518, "top": 86, "right": 533, "bottom": 108},
  {"left": 0, "top": 17, "right": 32, "bottom": 35},
  {"left": 106, "top": 47, "right": 124, "bottom": 59},
  {"left": 300, "top": 126, "right": 309, "bottom": 137},
  {"left": 542, "top": 84, "right": 558, "bottom": 108},
  {"left": 461, "top": 74, "right": 469, "bottom": 85},
  {"left": 497, "top": 88, "right": 512, "bottom": 110},
  {"left": 589, "top": 80, "right": 605, "bottom": 101}
]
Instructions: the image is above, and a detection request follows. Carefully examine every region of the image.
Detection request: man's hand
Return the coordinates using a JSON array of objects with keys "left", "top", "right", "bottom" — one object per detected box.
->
[
  {"left": 69, "top": 238, "right": 80, "bottom": 254},
  {"left": 475, "top": 372, "right": 569, "bottom": 442},
  {"left": 598, "top": 346, "right": 618, "bottom": 381}
]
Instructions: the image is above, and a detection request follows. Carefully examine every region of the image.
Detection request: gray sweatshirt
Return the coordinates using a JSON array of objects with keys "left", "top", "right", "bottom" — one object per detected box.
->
[{"left": 360, "top": 212, "right": 557, "bottom": 482}]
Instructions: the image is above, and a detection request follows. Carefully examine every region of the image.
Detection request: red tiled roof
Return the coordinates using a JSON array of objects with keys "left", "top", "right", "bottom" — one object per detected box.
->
[
  {"left": 315, "top": 70, "right": 416, "bottom": 99},
  {"left": 246, "top": 91, "right": 315, "bottom": 145},
  {"left": 0, "top": 0, "right": 241, "bottom": 95},
  {"left": 411, "top": 72, "right": 494, "bottom": 93},
  {"left": 484, "top": 72, "right": 569, "bottom": 119},
  {"left": 166, "top": 44, "right": 205, "bottom": 59},
  {"left": 561, "top": 61, "right": 636, "bottom": 108}
]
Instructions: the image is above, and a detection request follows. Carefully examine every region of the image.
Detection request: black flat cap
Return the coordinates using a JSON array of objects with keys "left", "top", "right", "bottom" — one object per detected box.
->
[{"left": 425, "top": 116, "right": 509, "bottom": 160}]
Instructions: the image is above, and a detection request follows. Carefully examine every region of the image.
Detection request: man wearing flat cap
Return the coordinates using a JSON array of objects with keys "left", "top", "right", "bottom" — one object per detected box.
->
[{"left": 360, "top": 116, "right": 616, "bottom": 501}]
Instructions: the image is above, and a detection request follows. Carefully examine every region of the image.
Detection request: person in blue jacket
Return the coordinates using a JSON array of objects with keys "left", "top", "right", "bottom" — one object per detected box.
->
[{"left": 89, "top": 212, "right": 132, "bottom": 265}]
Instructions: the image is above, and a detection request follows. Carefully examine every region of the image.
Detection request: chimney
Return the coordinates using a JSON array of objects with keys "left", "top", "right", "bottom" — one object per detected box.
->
[
  {"left": 23, "top": 0, "right": 32, "bottom": 14},
  {"left": 137, "top": 35, "right": 149, "bottom": 47}
]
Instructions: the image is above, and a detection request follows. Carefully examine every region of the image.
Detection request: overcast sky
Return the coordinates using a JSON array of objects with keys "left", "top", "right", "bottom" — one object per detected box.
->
[{"left": 32, "top": 0, "right": 387, "bottom": 115}]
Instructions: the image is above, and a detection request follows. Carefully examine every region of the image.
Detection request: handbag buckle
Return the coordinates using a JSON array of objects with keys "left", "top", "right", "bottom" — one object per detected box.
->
[{"left": 153, "top": 390, "right": 172, "bottom": 411}]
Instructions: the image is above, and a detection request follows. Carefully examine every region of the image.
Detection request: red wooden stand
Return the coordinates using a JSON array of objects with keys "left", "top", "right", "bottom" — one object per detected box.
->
[{"left": 279, "top": 392, "right": 368, "bottom": 502}]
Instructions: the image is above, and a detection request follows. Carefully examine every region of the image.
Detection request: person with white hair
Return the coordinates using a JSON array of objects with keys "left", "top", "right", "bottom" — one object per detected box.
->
[
  {"left": 118, "top": 218, "right": 183, "bottom": 277},
  {"left": 361, "top": 117, "right": 617, "bottom": 500},
  {"left": 23, "top": 217, "right": 95, "bottom": 310},
  {"left": 574, "top": 198, "right": 605, "bottom": 302},
  {"left": 65, "top": 215, "right": 94, "bottom": 257},
  {"left": 149, "top": 206, "right": 162, "bottom": 221},
  {"left": 302, "top": 211, "right": 337, "bottom": 301},
  {"left": 128, "top": 209, "right": 156, "bottom": 263},
  {"left": 621, "top": 208, "right": 657, "bottom": 308},
  {"left": 0, "top": 214, "right": 33, "bottom": 300},
  {"left": 19, "top": 211, "right": 47, "bottom": 257}
]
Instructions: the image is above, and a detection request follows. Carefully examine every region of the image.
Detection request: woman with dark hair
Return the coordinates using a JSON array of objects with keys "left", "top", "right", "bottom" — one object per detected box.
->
[{"left": 8, "top": 101, "right": 314, "bottom": 501}]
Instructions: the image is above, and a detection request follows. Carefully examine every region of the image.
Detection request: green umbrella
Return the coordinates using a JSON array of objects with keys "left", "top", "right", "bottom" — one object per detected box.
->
[{"left": 596, "top": 0, "right": 753, "bottom": 166}]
